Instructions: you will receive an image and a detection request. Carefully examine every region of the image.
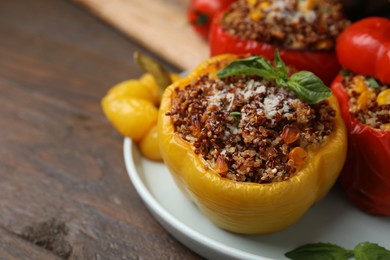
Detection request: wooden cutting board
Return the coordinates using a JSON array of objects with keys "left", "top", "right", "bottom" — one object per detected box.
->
[{"left": 74, "top": 0, "right": 209, "bottom": 70}]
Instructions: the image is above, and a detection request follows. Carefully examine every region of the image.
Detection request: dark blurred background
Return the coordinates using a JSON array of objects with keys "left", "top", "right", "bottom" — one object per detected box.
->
[{"left": 341, "top": 0, "right": 390, "bottom": 21}]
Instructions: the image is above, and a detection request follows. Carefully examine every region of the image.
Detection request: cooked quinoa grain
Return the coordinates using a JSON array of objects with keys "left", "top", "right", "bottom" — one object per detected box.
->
[
  {"left": 341, "top": 72, "right": 390, "bottom": 130},
  {"left": 222, "top": 0, "right": 350, "bottom": 50},
  {"left": 167, "top": 74, "right": 335, "bottom": 183}
]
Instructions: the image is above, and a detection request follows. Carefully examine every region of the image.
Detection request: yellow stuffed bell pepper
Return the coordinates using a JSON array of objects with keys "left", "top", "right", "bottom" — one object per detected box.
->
[{"left": 158, "top": 52, "right": 347, "bottom": 234}]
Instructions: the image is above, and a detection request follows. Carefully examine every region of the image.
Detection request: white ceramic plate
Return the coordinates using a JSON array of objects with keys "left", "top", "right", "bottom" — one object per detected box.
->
[{"left": 123, "top": 138, "right": 390, "bottom": 260}]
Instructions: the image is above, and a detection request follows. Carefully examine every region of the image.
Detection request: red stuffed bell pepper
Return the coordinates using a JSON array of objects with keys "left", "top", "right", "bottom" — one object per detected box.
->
[
  {"left": 209, "top": 0, "right": 350, "bottom": 85},
  {"left": 332, "top": 17, "right": 390, "bottom": 216}
]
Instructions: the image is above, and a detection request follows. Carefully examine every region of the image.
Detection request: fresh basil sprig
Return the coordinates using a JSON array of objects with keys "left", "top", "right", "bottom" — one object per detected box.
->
[
  {"left": 216, "top": 50, "right": 331, "bottom": 104},
  {"left": 285, "top": 242, "right": 390, "bottom": 260}
]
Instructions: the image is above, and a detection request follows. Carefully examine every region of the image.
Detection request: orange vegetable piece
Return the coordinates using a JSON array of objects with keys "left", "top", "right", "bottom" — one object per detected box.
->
[
  {"left": 281, "top": 125, "right": 301, "bottom": 144},
  {"left": 289, "top": 147, "right": 308, "bottom": 165},
  {"left": 357, "top": 90, "right": 375, "bottom": 111},
  {"left": 352, "top": 75, "right": 368, "bottom": 94},
  {"left": 216, "top": 155, "right": 228, "bottom": 174}
]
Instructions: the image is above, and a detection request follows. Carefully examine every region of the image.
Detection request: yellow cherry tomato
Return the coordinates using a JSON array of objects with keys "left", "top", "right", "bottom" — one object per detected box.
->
[
  {"left": 139, "top": 73, "right": 181, "bottom": 105},
  {"left": 102, "top": 52, "right": 181, "bottom": 161},
  {"left": 102, "top": 96, "right": 158, "bottom": 142},
  {"left": 106, "top": 79, "right": 155, "bottom": 104},
  {"left": 139, "top": 124, "right": 162, "bottom": 161},
  {"left": 138, "top": 74, "right": 161, "bottom": 106}
]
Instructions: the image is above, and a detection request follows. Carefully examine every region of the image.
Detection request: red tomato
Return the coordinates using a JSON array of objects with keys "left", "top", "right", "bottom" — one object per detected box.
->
[
  {"left": 336, "top": 17, "right": 390, "bottom": 84},
  {"left": 187, "top": 0, "right": 236, "bottom": 39}
]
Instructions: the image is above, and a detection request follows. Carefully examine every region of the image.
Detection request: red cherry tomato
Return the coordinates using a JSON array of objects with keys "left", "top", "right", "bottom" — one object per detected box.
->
[{"left": 187, "top": 0, "right": 236, "bottom": 39}]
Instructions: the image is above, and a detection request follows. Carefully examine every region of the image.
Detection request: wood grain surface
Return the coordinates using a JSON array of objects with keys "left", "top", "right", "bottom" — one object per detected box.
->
[
  {"left": 0, "top": 0, "right": 202, "bottom": 259},
  {"left": 74, "top": 0, "right": 210, "bottom": 71}
]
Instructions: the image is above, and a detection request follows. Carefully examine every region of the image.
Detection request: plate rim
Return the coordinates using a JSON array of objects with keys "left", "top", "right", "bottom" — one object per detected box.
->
[{"left": 123, "top": 137, "right": 273, "bottom": 260}]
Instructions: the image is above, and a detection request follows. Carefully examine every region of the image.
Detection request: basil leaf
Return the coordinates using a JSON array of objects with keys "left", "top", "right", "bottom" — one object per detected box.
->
[
  {"left": 256, "top": 57, "right": 277, "bottom": 75},
  {"left": 216, "top": 56, "right": 279, "bottom": 79},
  {"left": 216, "top": 50, "right": 331, "bottom": 104},
  {"left": 367, "top": 78, "right": 379, "bottom": 89},
  {"left": 274, "top": 49, "right": 288, "bottom": 78},
  {"left": 285, "top": 243, "right": 353, "bottom": 260},
  {"left": 354, "top": 242, "right": 390, "bottom": 260},
  {"left": 287, "top": 71, "right": 331, "bottom": 104},
  {"left": 276, "top": 77, "right": 288, "bottom": 87}
]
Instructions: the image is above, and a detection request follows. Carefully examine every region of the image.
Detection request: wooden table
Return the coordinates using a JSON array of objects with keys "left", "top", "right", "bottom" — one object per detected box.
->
[{"left": 0, "top": 0, "right": 202, "bottom": 258}]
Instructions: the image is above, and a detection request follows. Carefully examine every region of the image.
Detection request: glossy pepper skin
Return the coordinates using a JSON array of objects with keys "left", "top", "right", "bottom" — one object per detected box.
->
[
  {"left": 332, "top": 17, "right": 390, "bottom": 216},
  {"left": 331, "top": 75, "right": 390, "bottom": 216},
  {"left": 158, "top": 54, "right": 347, "bottom": 234},
  {"left": 187, "top": 0, "right": 236, "bottom": 39},
  {"left": 209, "top": 10, "right": 341, "bottom": 85},
  {"left": 336, "top": 17, "right": 390, "bottom": 85}
]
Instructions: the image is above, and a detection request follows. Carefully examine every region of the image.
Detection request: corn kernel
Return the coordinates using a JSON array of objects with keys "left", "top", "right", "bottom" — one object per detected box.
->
[
  {"left": 381, "top": 123, "right": 390, "bottom": 131},
  {"left": 299, "top": 0, "right": 319, "bottom": 13},
  {"left": 260, "top": 1, "right": 270, "bottom": 9},
  {"left": 305, "top": 0, "right": 319, "bottom": 10},
  {"left": 250, "top": 10, "right": 263, "bottom": 21},
  {"left": 352, "top": 75, "right": 368, "bottom": 94},
  {"left": 247, "top": 0, "right": 257, "bottom": 6},
  {"left": 376, "top": 89, "right": 390, "bottom": 106}
]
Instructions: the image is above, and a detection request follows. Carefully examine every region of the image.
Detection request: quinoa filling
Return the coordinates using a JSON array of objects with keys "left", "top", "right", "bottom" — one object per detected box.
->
[
  {"left": 221, "top": 0, "right": 350, "bottom": 50},
  {"left": 167, "top": 74, "right": 335, "bottom": 183},
  {"left": 341, "top": 72, "right": 390, "bottom": 130}
]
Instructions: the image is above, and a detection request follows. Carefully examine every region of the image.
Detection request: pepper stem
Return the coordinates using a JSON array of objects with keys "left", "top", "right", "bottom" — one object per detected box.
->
[{"left": 133, "top": 51, "right": 172, "bottom": 94}]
